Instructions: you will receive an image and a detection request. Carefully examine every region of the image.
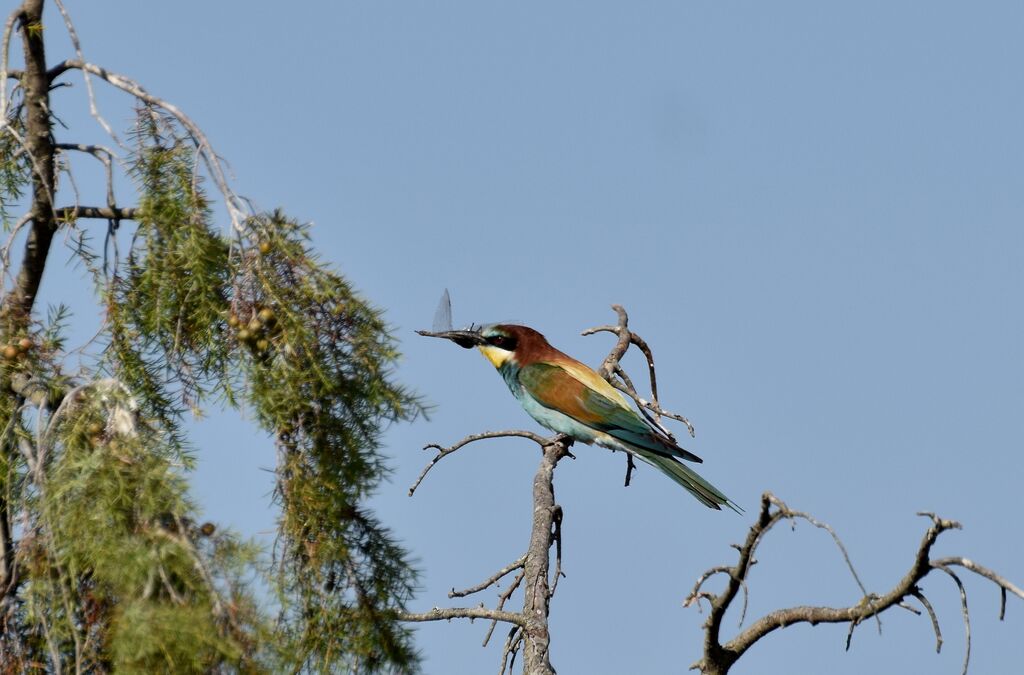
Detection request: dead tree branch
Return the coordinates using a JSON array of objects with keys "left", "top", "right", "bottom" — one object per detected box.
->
[
  {"left": 2, "top": 0, "right": 56, "bottom": 323},
  {"left": 582, "top": 304, "right": 696, "bottom": 486},
  {"left": 47, "top": 58, "right": 247, "bottom": 234},
  {"left": 0, "top": 0, "right": 53, "bottom": 608},
  {"left": 397, "top": 607, "right": 526, "bottom": 626},
  {"left": 449, "top": 556, "right": 526, "bottom": 599},
  {"left": 592, "top": 304, "right": 630, "bottom": 380},
  {"left": 51, "top": 0, "right": 116, "bottom": 140},
  {"left": 686, "top": 492, "right": 1024, "bottom": 675},
  {"left": 55, "top": 206, "right": 138, "bottom": 221},
  {"left": 408, "top": 430, "right": 554, "bottom": 497},
  {"left": 583, "top": 309, "right": 695, "bottom": 439},
  {"left": 55, "top": 142, "right": 118, "bottom": 211},
  {"left": 400, "top": 431, "right": 570, "bottom": 675},
  {"left": 518, "top": 440, "right": 566, "bottom": 675}
]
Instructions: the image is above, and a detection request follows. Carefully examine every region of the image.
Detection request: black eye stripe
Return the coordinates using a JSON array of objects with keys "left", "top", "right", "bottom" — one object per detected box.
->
[{"left": 487, "top": 335, "right": 517, "bottom": 350}]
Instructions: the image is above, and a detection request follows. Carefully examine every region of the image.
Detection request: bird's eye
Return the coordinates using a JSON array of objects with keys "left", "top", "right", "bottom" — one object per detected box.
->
[{"left": 487, "top": 334, "right": 516, "bottom": 350}]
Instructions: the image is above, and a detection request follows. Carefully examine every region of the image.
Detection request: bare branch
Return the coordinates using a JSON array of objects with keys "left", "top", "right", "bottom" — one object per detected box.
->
[
  {"left": 449, "top": 556, "right": 526, "bottom": 599},
  {"left": 55, "top": 142, "right": 118, "bottom": 209},
  {"left": 932, "top": 556, "right": 1024, "bottom": 604},
  {"left": 520, "top": 440, "right": 567, "bottom": 675},
  {"left": 0, "top": 6, "right": 21, "bottom": 121},
  {"left": 935, "top": 565, "right": 971, "bottom": 675},
  {"left": 1, "top": 211, "right": 33, "bottom": 292},
  {"left": 912, "top": 588, "right": 943, "bottom": 653},
  {"left": 51, "top": 0, "right": 116, "bottom": 140},
  {"left": 688, "top": 493, "right": 1021, "bottom": 675},
  {"left": 608, "top": 370, "right": 693, "bottom": 439},
  {"left": 844, "top": 614, "right": 862, "bottom": 651},
  {"left": 684, "top": 566, "right": 733, "bottom": 609},
  {"left": 590, "top": 304, "right": 630, "bottom": 380},
  {"left": 627, "top": 330, "right": 662, "bottom": 404},
  {"left": 49, "top": 59, "right": 248, "bottom": 234},
  {"left": 396, "top": 606, "right": 525, "bottom": 627},
  {"left": 408, "top": 430, "right": 551, "bottom": 496},
  {"left": 582, "top": 310, "right": 696, "bottom": 438},
  {"left": 406, "top": 424, "right": 570, "bottom": 674},
  {"left": 548, "top": 505, "right": 564, "bottom": 598},
  {"left": 483, "top": 570, "right": 525, "bottom": 648},
  {"left": 765, "top": 493, "right": 878, "bottom": 632},
  {"left": 498, "top": 626, "right": 523, "bottom": 675},
  {"left": 582, "top": 323, "right": 694, "bottom": 432},
  {"left": 721, "top": 507, "right": 950, "bottom": 655},
  {"left": 55, "top": 205, "right": 138, "bottom": 221},
  {"left": 0, "top": 1, "right": 58, "bottom": 323}
]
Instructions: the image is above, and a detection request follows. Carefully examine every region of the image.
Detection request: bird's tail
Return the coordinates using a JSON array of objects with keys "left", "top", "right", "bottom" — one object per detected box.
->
[{"left": 633, "top": 449, "right": 742, "bottom": 513}]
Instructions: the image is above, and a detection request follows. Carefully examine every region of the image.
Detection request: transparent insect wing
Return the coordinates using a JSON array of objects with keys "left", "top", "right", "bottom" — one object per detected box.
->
[{"left": 432, "top": 288, "right": 453, "bottom": 332}]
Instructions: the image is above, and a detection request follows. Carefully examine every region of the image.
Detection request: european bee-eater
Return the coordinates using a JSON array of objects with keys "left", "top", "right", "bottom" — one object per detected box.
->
[{"left": 424, "top": 324, "right": 740, "bottom": 512}]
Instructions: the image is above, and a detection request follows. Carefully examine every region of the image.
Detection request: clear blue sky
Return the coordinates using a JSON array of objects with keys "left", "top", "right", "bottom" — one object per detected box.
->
[{"left": 29, "top": 2, "right": 1024, "bottom": 673}]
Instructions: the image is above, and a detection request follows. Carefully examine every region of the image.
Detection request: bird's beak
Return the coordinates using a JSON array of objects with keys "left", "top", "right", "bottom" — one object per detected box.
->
[{"left": 415, "top": 329, "right": 486, "bottom": 349}]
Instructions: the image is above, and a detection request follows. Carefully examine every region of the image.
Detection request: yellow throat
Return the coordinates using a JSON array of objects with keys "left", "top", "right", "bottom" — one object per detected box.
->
[{"left": 478, "top": 345, "right": 513, "bottom": 368}]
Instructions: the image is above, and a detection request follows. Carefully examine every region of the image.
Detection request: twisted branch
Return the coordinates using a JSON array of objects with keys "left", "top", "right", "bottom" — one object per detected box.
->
[
  {"left": 407, "top": 430, "right": 553, "bottom": 497},
  {"left": 582, "top": 305, "right": 696, "bottom": 485},
  {"left": 686, "top": 493, "right": 1024, "bottom": 675},
  {"left": 47, "top": 59, "right": 248, "bottom": 234}
]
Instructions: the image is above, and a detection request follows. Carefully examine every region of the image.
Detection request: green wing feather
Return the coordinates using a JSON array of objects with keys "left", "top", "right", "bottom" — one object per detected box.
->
[
  {"left": 517, "top": 361, "right": 740, "bottom": 512},
  {"left": 519, "top": 362, "right": 702, "bottom": 463},
  {"left": 632, "top": 449, "right": 743, "bottom": 513}
]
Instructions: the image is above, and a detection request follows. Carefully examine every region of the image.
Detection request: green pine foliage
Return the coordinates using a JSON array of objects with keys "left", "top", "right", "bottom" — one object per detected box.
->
[
  {"left": 29, "top": 380, "right": 263, "bottom": 672},
  {"left": 0, "top": 99, "right": 28, "bottom": 227},
  {"left": 117, "top": 109, "right": 234, "bottom": 411},
  {"left": 241, "top": 212, "right": 422, "bottom": 671},
  {"left": 0, "top": 101, "right": 424, "bottom": 672}
]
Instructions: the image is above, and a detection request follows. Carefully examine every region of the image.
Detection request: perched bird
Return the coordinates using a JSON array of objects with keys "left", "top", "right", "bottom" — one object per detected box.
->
[{"left": 424, "top": 323, "right": 740, "bottom": 512}]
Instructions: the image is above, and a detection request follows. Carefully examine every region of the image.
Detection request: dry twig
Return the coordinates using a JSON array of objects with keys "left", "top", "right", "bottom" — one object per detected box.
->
[
  {"left": 581, "top": 305, "right": 697, "bottom": 485},
  {"left": 449, "top": 555, "right": 527, "bottom": 599},
  {"left": 408, "top": 430, "right": 552, "bottom": 497},
  {"left": 685, "top": 493, "right": 1024, "bottom": 675}
]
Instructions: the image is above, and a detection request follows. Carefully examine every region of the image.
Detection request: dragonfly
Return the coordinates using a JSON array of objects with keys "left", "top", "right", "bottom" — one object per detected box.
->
[
  {"left": 416, "top": 289, "right": 480, "bottom": 348},
  {"left": 432, "top": 288, "right": 453, "bottom": 333}
]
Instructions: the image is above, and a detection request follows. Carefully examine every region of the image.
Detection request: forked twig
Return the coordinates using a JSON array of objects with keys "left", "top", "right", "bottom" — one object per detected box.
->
[
  {"left": 687, "top": 493, "right": 1023, "bottom": 674},
  {"left": 408, "top": 430, "right": 551, "bottom": 496},
  {"left": 912, "top": 587, "right": 943, "bottom": 653},
  {"left": 934, "top": 565, "right": 971, "bottom": 675},
  {"left": 450, "top": 556, "right": 526, "bottom": 599}
]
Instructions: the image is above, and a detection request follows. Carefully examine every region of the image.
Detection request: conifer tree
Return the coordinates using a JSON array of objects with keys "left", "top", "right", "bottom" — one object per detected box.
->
[{"left": 0, "top": 1, "right": 422, "bottom": 671}]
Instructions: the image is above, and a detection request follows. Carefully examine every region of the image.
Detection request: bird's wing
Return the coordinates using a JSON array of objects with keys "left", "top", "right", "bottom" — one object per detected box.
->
[{"left": 518, "top": 361, "right": 702, "bottom": 463}]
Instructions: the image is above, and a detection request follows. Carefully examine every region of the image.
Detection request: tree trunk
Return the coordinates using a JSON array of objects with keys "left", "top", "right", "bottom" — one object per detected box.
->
[
  {"left": 4, "top": 0, "right": 56, "bottom": 322},
  {"left": 521, "top": 442, "right": 564, "bottom": 674},
  {"left": 0, "top": 0, "right": 57, "bottom": 601}
]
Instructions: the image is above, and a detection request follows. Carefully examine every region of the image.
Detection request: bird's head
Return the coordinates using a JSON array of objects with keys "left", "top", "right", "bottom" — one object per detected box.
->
[{"left": 419, "top": 324, "right": 550, "bottom": 369}]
